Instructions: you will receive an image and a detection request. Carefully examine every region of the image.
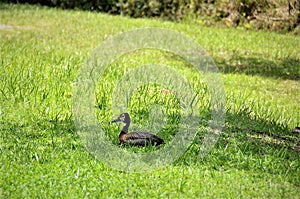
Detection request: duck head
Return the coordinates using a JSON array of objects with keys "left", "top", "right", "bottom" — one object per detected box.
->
[{"left": 111, "top": 113, "right": 130, "bottom": 124}]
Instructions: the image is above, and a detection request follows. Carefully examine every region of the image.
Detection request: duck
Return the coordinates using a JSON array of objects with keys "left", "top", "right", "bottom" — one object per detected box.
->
[{"left": 111, "top": 113, "right": 165, "bottom": 146}]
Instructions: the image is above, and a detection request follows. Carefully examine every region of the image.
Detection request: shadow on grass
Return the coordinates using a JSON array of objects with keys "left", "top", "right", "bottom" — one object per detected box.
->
[
  {"left": 215, "top": 54, "right": 300, "bottom": 80},
  {"left": 2, "top": 108, "right": 299, "bottom": 186},
  {"left": 224, "top": 110, "right": 299, "bottom": 148},
  {"left": 178, "top": 110, "right": 299, "bottom": 185}
]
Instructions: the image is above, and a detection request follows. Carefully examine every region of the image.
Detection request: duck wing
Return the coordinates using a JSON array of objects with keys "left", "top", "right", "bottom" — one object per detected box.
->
[{"left": 123, "top": 132, "right": 165, "bottom": 146}]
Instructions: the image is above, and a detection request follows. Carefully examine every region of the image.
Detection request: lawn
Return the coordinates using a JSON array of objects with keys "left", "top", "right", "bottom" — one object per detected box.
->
[{"left": 0, "top": 3, "right": 299, "bottom": 198}]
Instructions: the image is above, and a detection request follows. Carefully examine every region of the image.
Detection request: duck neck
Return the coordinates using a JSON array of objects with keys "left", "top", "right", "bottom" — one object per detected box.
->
[{"left": 122, "top": 122, "right": 129, "bottom": 133}]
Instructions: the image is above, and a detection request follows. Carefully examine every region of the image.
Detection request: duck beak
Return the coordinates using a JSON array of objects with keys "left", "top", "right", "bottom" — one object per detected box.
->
[{"left": 110, "top": 118, "right": 121, "bottom": 123}]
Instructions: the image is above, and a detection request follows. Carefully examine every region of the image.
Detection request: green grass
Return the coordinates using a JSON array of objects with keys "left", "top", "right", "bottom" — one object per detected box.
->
[{"left": 0, "top": 3, "right": 300, "bottom": 198}]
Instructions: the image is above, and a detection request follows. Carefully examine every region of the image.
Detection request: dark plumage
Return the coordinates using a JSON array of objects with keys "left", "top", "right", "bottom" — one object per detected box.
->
[{"left": 111, "top": 113, "right": 165, "bottom": 146}]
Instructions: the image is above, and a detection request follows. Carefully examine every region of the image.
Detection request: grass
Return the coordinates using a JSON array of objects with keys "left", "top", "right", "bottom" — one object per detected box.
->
[{"left": 0, "top": 3, "right": 299, "bottom": 198}]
